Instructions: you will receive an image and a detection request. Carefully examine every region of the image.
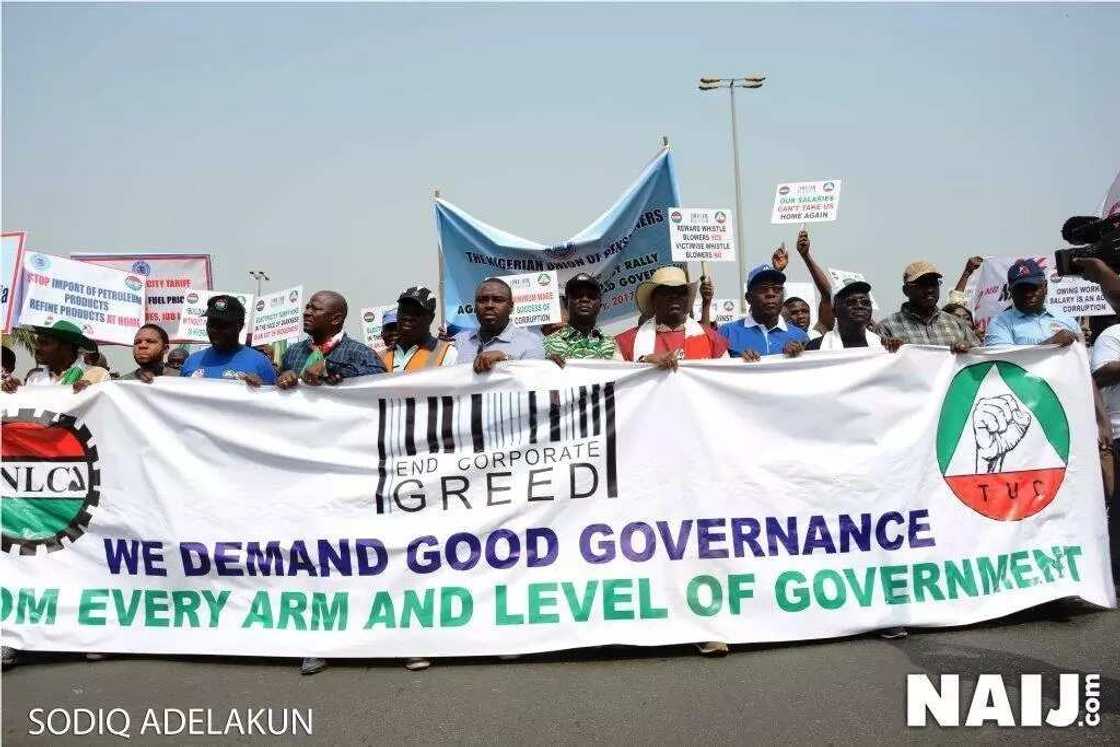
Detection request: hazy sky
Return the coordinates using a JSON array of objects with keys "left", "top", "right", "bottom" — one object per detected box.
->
[{"left": 3, "top": 2, "right": 1118, "bottom": 369}]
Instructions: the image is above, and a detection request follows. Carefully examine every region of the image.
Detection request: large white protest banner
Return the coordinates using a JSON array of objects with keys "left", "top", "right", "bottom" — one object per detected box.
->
[
  {"left": 771, "top": 180, "right": 842, "bottom": 224},
  {"left": 176, "top": 290, "right": 254, "bottom": 344},
  {"left": 1, "top": 231, "right": 27, "bottom": 332},
  {"left": 17, "top": 252, "right": 145, "bottom": 345},
  {"left": 251, "top": 286, "right": 303, "bottom": 347},
  {"left": 669, "top": 208, "right": 735, "bottom": 263},
  {"left": 970, "top": 256, "right": 1109, "bottom": 336},
  {"left": 508, "top": 270, "right": 561, "bottom": 327},
  {"left": 360, "top": 304, "right": 397, "bottom": 354},
  {"left": 72, "top": 254, "right": 212, "bottom": 339},
  {"left": 1, "top": 347, "right": 1112, "bottom": 657}
]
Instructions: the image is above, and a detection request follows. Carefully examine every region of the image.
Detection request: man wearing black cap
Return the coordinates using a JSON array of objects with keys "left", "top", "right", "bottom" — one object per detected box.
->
[
  {"left": 180, "top": 295, "right": 277, "bottom": 385},
  {"left": 544, "top": 273, "right": 619, "bottom": 361},
  {"left": 806, "top": 280, "right": 903, "bottom": 352},
  {"left": 381, "top": 286, "right": 457, "bottom": 372},
  {"left": 278, "top": 290, "right": 384, "bottom": 390}
]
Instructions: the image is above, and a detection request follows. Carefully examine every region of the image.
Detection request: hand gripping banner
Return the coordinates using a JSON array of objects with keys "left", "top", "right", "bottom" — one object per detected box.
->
[
  {"left": 436, "top": 147, "right": 681, "bottom": 331},
  {"left": 0, "top": 346, "right": 1114, "bottom": 657}
]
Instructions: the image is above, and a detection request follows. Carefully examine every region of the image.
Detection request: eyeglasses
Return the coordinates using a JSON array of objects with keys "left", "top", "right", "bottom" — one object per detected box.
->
[
  {"left": 842, "top": 297, "right": 874, "bottom": 308},
  {"left": 907, "top": 277, "right": 942, "bottom": 289}
]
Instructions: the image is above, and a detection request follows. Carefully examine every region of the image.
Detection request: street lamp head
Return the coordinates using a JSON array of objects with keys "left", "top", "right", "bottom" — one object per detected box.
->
[
  {"left": 699, "top": 84, "right": 721, "bottom": 91},
  {"left": 699, "top": 77, "right": 722, "bottom": 84},
  {"left": 740, "top": 75, "right": 767, "bottom": 82},
  {"left": 736, "top": 81, "right": 764, "bottom": 89}
]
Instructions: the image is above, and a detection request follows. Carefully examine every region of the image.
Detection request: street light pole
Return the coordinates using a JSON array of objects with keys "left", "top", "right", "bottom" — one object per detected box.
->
[
  {"left": 700, "top": 75, "right": 765, "bottom": 312},
  {"left": 248, "top": 270, "right": 270, "bottom": 297}
]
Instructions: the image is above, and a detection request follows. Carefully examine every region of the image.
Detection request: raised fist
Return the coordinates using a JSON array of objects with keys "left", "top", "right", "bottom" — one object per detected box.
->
[{"left": 972, "top": 394, "right": 1032, "bottom": 474}]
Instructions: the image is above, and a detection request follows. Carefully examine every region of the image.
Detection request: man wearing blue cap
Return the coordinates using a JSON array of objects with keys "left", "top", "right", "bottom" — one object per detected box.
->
[
  {"left": 718, "top": 264, "right": 808, "bottom": 360},
  {"left": 984, "top": 259, "right": 1080, "bottom": 347}
]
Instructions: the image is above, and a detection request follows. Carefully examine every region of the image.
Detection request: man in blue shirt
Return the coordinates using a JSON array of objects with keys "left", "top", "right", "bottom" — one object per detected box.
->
[
  {"left": 180, "top": 295, "right": 277, "bottom": 386},
  {"left": 453, "top": 277, "right": 546, "bottom": 372},
  {"left": 718, "top": 264, "right": 809, "bottom": 361},
  {"left": 984, "top": 259, "right": 1080, "bottom": 347},
  {"left": 277, "top": 290, "right": 385, "bottom": 391}
]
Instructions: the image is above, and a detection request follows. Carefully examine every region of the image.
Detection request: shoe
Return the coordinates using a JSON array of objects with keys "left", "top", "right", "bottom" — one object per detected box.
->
[
  {"left": 695, "top": 641, "right": 729, "bottom": 656},
  {"left": 878, "top": 626, "right": 909, "bottom": 640},
  {"left": 300, "top": 657, "right": 328, "bottom": 675},
  {"left": 404, "top": 657, "right": 430, "bottom": 671},
  {"left": 2, "top": 646, "right": 17, "bottom": 669},
  {"left": 85, "top": 652, "right": 110, "bottom": 661}
]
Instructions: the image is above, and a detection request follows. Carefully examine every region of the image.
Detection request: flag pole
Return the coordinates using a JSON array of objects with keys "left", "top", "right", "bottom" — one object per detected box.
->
[{"left": 434, "top": 188, "right": 446, "bottom": 331}]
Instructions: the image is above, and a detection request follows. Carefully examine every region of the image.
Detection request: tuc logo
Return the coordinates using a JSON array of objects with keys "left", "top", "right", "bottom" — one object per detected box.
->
[
  {"left": 936, "top": 362, "right": 1069, "bottom": 520},
  {"left": 1, "top": 409, "right": 101, "bottom": 554}
]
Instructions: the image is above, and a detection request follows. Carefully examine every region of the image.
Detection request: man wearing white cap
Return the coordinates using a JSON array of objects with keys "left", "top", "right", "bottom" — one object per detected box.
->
[{"left": 615, "top": 266, "right": 728, "bottom": 368}]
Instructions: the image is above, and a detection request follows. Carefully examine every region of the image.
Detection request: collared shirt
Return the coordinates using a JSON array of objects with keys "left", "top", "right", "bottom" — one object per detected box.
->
[
  {"left": 25, "top": 365, "right": 111, "bottom": 386},
  {"left": 282, "top": 332, "right": 385, "bottom": 380},
  {"left": 385, "top": 335, "right": 459, "bottom": 371},
  {"left": 544, "top": 326, "right": 620, "bottom": 360},
  {"left": 120, "top": 364, "right": 174, "bottom": 381},
  {"left": 984, "top": 306, "right": 1079, "bottom": 346},
  {"left": 452, "top": 322, "right": 546, "bottom": 361},
  {"left": 1092, "top": 324, "right": 1120, "bottom": 440},
  {"left": 877, "top": 304, "right": 980, "bottom": 347},
  {"left": 717, "top": 314, "right": 808, "bottom": 357}
]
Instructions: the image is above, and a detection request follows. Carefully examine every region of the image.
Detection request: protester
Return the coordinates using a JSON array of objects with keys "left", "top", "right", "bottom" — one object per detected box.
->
[
  {"left": 718, "top": 264, "right": 807, "bottom": 361},
  {"left": 1091, "top": 322, "right": 1120, "bottom": 564},
  {"left": 1, "top": 346, "right": 14, "bottom": 380},
  {"left": 876, "top": 261, "right": 979, "bottom": 351},
  {"left": 120, "top": 324, "right": 174, "bottom": 382},
  {"left": 773, "top": 229, "right": 835, "bottom": 338},
  {"left": 179, "top": 295, "right": 277, "bottom": 385},
  {"left": 544, "top": 274, "right": 620, "bottom": 362},
  {"left": 983, "top": 259, "right": 1080, "bottom": 346},
  {"left": 453, "top": 277, "right": 546, "bottom": 372},
  {"left": 165, "top": 347, "right": 190, "bottom": 375},
  {"left": 781, "top": 297, "right": 812, "bottom": 335},
  {"left": 381, "top": 286, "right": 458, "bottom": 372},
  {"left": 615, "top": 266, "right": 728, "bottom": 369},
  {"left": 381, "top": 309, "right": 400, "bottom": 351},
  {"left": 806, "top": 280, "right": 902, "bottom": 352},
  {"left": 946, "top": 256, "right": 983, "bottom": 306},
  {"left": 2, "top": 321, "right": 110, "bottom": 393},
  {"left": 279, "top": 291, "right": 385, "bottom": 394}
]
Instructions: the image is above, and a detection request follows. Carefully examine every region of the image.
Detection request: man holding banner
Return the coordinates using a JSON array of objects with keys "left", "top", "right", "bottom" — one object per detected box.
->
[
  {"left": 984, "top": 260, "right": 1081, "bottom": 347},
  {"left": 180, "top": 296, "right": 277, "bottom": 385},
  {"left": 453, "top": 277, "right": 546, "bottom": 372},
  {"left": 381, "top": 287, "right": 457, "bottom": 372},
  {"left": 1, "top": 321, "right": 109, "bottom": 393},
  {"left": 616, "top": 266, "right": 728, "bottom": 368},
  {"left": 544, "top": 274, "right": 620, "bottom": 361},
  {"left": 278, "top": 290, "right": 384, "bottom": 390}
]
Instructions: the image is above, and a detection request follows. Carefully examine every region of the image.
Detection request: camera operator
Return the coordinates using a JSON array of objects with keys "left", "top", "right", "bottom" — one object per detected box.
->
[{"left": 1072, "top": 257, "right": 1120, "bottom": 316}]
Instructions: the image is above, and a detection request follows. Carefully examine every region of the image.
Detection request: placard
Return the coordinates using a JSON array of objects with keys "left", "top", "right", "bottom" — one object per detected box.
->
[
  {"left": 251, "top": 286, "right": 303, "bottom": 346},
  {"left": 772, "top": 180, "right": 842, "bottom": 224},
  {"left": 18, "top": 252, "right": 145, "bottom": 345},
  {"left": 177, "top": 290, "right": 254, "bottom": 344},
  {"left": 669, "top": 207, "right": 735, "bottom": 262},
  {"left": 508, "top": 270, "right": 561, "bottom": 327},
  {"left": 1, "top": 231, "right": 27, "bottom": 332},
  {"left": 360, "top": 305, "right": 398, "bottom": 353}
]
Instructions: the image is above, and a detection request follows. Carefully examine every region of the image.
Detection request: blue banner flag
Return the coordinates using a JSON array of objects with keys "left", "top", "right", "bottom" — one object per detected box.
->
[{"left": 436, "top": 148, "right": 681, "bottom": 330}]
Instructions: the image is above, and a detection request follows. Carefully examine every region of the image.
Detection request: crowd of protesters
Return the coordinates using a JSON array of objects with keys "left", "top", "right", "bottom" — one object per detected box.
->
[{"left": 4, "top": 231, "right": 1120, "bottom": 674}]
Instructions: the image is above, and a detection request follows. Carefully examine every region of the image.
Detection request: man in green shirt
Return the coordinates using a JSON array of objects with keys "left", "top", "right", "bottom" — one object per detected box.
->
[{"left": 544, "top": 274, "right": 620, "bottom": 362}]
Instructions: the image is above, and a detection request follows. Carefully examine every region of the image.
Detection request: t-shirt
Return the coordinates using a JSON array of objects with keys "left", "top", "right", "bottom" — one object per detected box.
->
[{"left": 180, "top": 346, "right": 277, "bottom": 383}]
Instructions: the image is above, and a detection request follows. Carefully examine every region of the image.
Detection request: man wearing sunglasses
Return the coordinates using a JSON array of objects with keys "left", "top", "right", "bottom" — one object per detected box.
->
[
  {"left": 806, "top": 279, "right": 903, "bottom": 352},
  {"left": 877, "top": 261, "right": 980, "bottom": 352}
]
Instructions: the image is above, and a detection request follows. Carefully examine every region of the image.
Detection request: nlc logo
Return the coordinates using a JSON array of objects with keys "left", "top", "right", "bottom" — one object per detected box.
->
[
  {"left": 1, "top": 409, "right": 101, "bottom": 554},
  {"left": 907, "top": 673, "right": 1101, "bottom": 727}
]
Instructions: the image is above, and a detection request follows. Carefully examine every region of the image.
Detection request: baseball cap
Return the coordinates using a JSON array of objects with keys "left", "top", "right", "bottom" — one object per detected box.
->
[
  {"left": 1007, "top": 259, "right": 1047, "bottom": 288},
  {"left": 382, "top": 309, "right": 398, "bottom": 326},
  {"left": 201, "top": 295, "right": 246, "bottom": 323},
  {"left": 903, "top": 261, "right": 942, "bottom": 283},
  {"left": 564, "top": 272, "right": 600, "bottom": 295},
  {"left": 747, "top": 263, "right": 786, "bottom": 289},
  {"left": 833, "top": 278, "right": 872, "bottom": 302},
  {"left": 398, "top": 286, "right": 437, "bottom": 314}
]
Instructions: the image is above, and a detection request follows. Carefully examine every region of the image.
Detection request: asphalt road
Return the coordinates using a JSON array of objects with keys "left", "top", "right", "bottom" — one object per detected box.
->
[{"left": 3, "top": 601, "right": 1119, "bottom": 745}]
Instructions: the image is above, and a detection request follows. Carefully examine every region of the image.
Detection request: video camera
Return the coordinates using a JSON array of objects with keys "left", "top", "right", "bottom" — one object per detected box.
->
[{"left": 1054, "top": 213, "right": 1120, "bottom": 276}]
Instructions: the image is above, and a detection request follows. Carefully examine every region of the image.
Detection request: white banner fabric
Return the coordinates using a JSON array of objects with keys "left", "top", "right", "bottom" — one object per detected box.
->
[{"left": 0, "top": 347, "right": 1113, "bottom": 657}]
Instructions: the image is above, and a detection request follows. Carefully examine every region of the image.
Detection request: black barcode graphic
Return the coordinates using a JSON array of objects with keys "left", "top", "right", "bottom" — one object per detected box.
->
[{"left": 375, "top": 384, "right": 617, "bottom": 511}]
